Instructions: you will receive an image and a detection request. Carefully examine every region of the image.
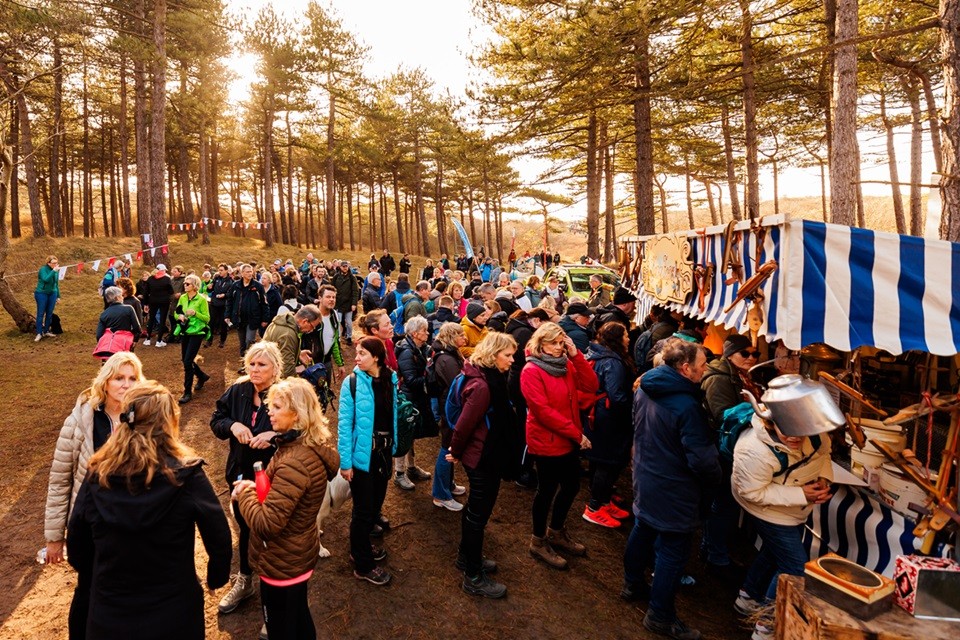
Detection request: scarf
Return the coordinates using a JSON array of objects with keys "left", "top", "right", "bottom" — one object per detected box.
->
[{"left": 528, "top": 353, "right": 568, "bottom": 378}]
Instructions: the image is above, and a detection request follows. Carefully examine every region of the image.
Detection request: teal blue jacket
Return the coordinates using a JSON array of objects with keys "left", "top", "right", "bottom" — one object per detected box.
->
[
  {"left": 338, "top": 368, "right": 398, "bottom": 471},
  {"left": 35, "top": 265, "right": 60, "bottom": 296}
]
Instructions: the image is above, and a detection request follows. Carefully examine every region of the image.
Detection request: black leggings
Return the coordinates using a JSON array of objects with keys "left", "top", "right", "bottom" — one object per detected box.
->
[
  {"left": 459, "top": 464, "right": 501, "bottom": 576},
  {"left": 532, "top": 451, "right": 581, "bottom": 537},
  {"left": 231, "top": 501, "right": 252, "bottom": 575},
  {"left": 261, "top": 579, "right": 315, "bottom": 640},
  {"left": 181, "top": 335, "right": 206, "bottom": 392},
  {"left": 209, "top": 305, "right": 228, "bottom": 344},
  {"left": 68, "top": 569, "right": 91, "bottom": 640},
  {"left": 588, "top": 461, "right": 625, "bottom": 510},
  {"left": 349, "top": 445, "right": 391, "bottom": 573}
]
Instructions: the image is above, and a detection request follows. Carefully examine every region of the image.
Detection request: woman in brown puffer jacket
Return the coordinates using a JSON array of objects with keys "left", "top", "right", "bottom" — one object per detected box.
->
[{"left": 233, "top": 377, "right": 340, "bottom": 640}]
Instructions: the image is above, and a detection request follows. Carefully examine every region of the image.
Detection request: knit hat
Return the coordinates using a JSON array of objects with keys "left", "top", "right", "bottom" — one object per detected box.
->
[
  {"left": 466, "top": 302, "right": 486, "bottom": 322},
  {"left": 156, "top": 264, "right": 167, "bottom": 272},
  {"left": 722, "top": 333, "right": 752, "bottom": 358},
  {"left": 613, "top": 287, "right": 637, "bottom": 305}
]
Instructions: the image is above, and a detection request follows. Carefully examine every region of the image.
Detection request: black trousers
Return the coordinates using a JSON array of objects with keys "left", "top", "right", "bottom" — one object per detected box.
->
[
  {"left": 261, "top": 579, "right": 315, "bottom": 640},
  {"left": 459, "top": 464, "right": 501, "bottom": 576},
  {"left": 146, "top": 303, "right": 169, "bottom": 341},
  {"left": 532, "top": 451, "right": 581, "bottom": 537},
  {"left": 181, "top": 335, "right": 206, "bottom": 392},
  {"left": 68, "top": 569, "right": 91, "bottom": 640},
  {"left": 349, "top": 444, "right": 391, "bottom": 573},
  {"left": 209, "top": 305, "right": 228, "bottom": 344},
  {"left": 231, "top": 501, "right": 252, "bottom": 575},
  {"left": 588, "top": 461, "right": 625, "bottom": 510}
]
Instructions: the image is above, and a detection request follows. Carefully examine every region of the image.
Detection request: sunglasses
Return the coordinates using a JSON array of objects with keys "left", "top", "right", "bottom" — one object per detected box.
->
[{"left": 738, "top": 349, "right": 760, "bottom": 358}]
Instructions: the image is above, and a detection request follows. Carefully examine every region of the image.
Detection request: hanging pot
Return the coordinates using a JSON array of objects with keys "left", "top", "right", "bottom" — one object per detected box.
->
[{"left": 744, "top": 374, "right": 845, "bottom": 437}]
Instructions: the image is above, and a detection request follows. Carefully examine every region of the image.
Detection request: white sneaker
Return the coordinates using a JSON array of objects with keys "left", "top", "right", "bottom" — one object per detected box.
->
[
  {"left": 156, "top": 340, "right": 167, "bottom": 347},
  {"left": 735, "top": 590, "right": 766, "bottom": 616},
  {"left": 34, "top": 334, "right": 42, "bottom": 342},
  {"left": 44, "top": 332, "right": 56, "bottom": 337},
  {"left": 433, "top": 498, "right": 464, "bottom": 512},
  {"left": 143, "top": 339, "right": 151, "bottom": 346},
  {"left": 751, "top": 622, "right": 774, "bottom": 640},
  {"left": 452, "top": 484, "right": 467, "bottom": 496}
]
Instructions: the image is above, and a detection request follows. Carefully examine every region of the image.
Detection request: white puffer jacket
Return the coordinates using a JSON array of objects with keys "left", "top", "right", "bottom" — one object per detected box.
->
[
  {"left": 731, "top": 416, "right": 832, "bottom": 526},
  {"left": 44, "top": 394, "right": 96, "bottom": 542}
]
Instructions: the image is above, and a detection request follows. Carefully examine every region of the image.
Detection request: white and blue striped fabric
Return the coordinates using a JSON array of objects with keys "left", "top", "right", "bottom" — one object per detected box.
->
[{"left": 632, "top": 217, "right": 960, "bottom": 356}]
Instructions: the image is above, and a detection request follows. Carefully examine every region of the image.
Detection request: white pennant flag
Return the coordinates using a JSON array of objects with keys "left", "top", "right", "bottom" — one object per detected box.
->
[
  {"left": 231, "top": 221, "right": 237, "bottom": 228},
  {"left": 125, "top": 253, "right": 133, "bottom": 263},
  {"left": 58, "top": 266, "right": 68, "bottom": 281},
  {"left": 92, "top": 260, "right": 101, "bottom": 272},
  {"left": 150, "top": 247, "right": 156, "bottom": 256}
]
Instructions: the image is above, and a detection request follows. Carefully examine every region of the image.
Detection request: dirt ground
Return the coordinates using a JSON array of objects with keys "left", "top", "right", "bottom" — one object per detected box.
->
[{"left": 0, "top": 324, "right": 753, "bottom": 640}]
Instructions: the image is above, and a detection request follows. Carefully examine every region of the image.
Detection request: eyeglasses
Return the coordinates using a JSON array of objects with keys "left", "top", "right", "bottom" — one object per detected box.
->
[{"left": 738, "top": 349, "right": 760, "bottom": 358}]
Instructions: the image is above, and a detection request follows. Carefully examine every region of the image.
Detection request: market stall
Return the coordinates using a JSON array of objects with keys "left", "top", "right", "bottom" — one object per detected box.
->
[{"left": 620, "top": 216, "right": 960, "bottom": 578}]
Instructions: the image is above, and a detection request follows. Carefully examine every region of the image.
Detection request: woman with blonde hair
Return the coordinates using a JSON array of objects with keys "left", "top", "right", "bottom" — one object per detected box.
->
[
  {"left": 448, "top": 281, "right": 468, "bottom": 318},
  {"left": 537, "top": 294, "right": 561, "bottom": 323},
  {"left": 67, "top": 380, "right": 231, "bottom": 639},
  {"left": 210, "top": 341, "right": 283, "bottom": 615},
  {"left": 521, "top": 322, "right": 599, "bottom": 570},
  {"left": 174, "top": 274, "right": 210, "bottom": 404},
  {"left": 34, "top": 254, "right": 60, "bottom": 341},
  {"left": 430, "top": 321, "right": 468, "bottom": 510},
  {"left": 447, "top": 331, "right": 518, "bottom": 598},
  {"left": 233, "top": 378, "right": 340, "bottom": 640},
  {"left": 44, "top": 351, "right": 144, "bottom": 639}
]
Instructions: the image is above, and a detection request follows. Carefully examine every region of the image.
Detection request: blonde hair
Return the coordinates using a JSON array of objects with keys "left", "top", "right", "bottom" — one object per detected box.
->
[
  {"left": 470, "top": 332, "right": 517, "bottom": 368},
  {"left": 241, "top": 342, "right": 283, "bottom": 385},
  {"left": 526, "top": 322, "right": 567, "bottom": 358},
  {"left": 183, "top": 274, "right": 202, "bottom": 289},
  {"left": 268, "top": 378, "right": 332, "bottom": 447},
  {"left": 538, "top": 295, "right": 557, "bottom": 312},
  {"left": 88, "top": 380, "right": 196, "bottom": 489},
  {"left": 436, "top": 321, "right": 465, "bottom": 349},
  {"left": 46, "top": 255, "right": 58, "bottom": 265},
  {"left": 448, "top": 281, "right": 464, "bottom": 297},
  {"left": 88, "top": 352, "right": 145, "bottom": 408}
]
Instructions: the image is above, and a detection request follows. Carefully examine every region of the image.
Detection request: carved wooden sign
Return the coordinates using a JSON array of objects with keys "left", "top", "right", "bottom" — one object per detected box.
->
[{"left": 642, "top": 234, "right": 694, "bottom": 305}]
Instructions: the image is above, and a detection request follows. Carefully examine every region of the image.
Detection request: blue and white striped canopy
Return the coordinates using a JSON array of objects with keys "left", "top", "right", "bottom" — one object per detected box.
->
[{"left": 630, "top": 216, "right": 960, "bottom": 356}]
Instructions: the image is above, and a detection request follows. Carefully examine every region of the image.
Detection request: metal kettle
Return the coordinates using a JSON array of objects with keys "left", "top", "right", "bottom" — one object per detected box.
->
[{"left": 741, "top": 374, "right": 845, "bottom": 437}]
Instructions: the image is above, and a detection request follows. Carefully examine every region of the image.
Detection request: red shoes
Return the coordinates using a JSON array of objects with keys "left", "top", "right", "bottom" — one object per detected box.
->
[
  {"left": 603, "top": 502, "right": 630, "bottom": 520},
  {"left": 582, "top": 505, "right": 621, "bottom": 528}
]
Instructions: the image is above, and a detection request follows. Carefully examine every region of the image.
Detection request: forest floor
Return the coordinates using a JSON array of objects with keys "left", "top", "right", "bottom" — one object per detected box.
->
[{"left": 0, "top": 235, "right": 755, "bottom": 640}]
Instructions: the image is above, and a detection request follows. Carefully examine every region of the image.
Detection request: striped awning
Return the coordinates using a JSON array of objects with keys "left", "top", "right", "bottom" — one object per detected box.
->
[{"left": 628, "top": 216, "right": 960, "bottom": 356}]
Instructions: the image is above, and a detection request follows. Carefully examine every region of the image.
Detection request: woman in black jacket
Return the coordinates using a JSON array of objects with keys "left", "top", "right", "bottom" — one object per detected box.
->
[
  {"left": 95, "top": 287, "right": 142, "bottom": 357},
  {"left": 209, "top": 341, "right": 282, "bottom": 615},
  {"left": 67, "top": 380, "right": 231, "bottom": 640},
  {"left": 208, "top": 264, "right": 233, "bottom": 348},
  {"left": 429, "top": 321, "right": 468, "bottom": 511},
  {"left": 393, "top": 315, "right": 437, "bottom": 490}
]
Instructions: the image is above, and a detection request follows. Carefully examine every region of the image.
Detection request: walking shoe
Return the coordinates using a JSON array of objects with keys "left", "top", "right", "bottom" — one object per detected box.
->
[
  {"left": 734, "top": 590, "right": 766, "bottom": 616},
  {"left": 195, "top": 372, "right": 211, "bottom": 392},
  {"left": 583, "top": 505, "right": 621, "bottom": 528},
  {"left": 218, "top": 573, "right": 255, "bottom": 613},
  {"left": 455, "top": 556, "right": 498, "bottom": 575},
  {"left": 451, "top": 484, "right": 467, "bottom": 496},
  {"left": 603, "top": 502, "right": 630, "bottom": 520},
  {"left": 620, "top": 580, "right": 650, "bottom": 602},
  {"left": 371, "top": 544, "right": 388, "bottom": 561},
  {"left": 34, "top": 334, "right": 42, "bottom": 342},
  {"left": 514, "top": 471, "right": 538, "bottom": 490},
  {"left": 218, "top": 341, "right": 225, "bottom": 348},
  {"left": 259, "top": 623, "right": 268, "bottom": 640},
  {"left": 547, "top": 526, "right": 586, "bottom": 556},
  {"left": 529, "top": 535, "right": 567, "bottom": 570},
  {"left": 394, "top": 473, "right": 415, "bottom": 490},
  {"left": 143, "top": 339, "right": 151, "bottom": 346},
  {"left": 751, "top": 622, "right": 774, "bottom": 640},
  {"left": 642, "top": 612, "right": 701, "bottom": 640},
  {"left": 462, "top": 572, "right": 507, "bottom": 599},
  {"left": 370, "top": 523, "right": 384, "bottom": 537},
  {"left": 433, "top": 498, "right": 463, "bottom": 512},
  {"left": 44, "top": 332, "right": 56, "bottom": 338},
  {"left": 155, "top": 340, "right": 167, "bottom": 347},
  {"left": 354, "top": 566, "right": 391, "bottom": 585},
  {"left": 406, "top": 466, "right": 432, "bottom": 481},
  {"left": 178, "top": 393, "right": 192, "bottom": 405}
]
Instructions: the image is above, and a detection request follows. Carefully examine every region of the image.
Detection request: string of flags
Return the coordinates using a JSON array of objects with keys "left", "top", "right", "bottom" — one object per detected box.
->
[
  {"left": 168, "top": 217, "right": 271, "bottom": 231},
  {"left": 41, "top": 245, "right": 169, "bottom": 281}
]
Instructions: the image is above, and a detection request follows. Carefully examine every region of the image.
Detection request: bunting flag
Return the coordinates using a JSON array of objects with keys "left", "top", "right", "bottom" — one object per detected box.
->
[
  {"left": 136, "top": 251, "right": 143, "bottom": 260},
  {"left": 57, "top": 266, "right": 68, "bottom": 281},
  {"left": 76, "top": 262, "right": 84, "bottom": 274},
  {"left": 231, "top": 222, "right": 237, "bottom": 228},
  {"left": 149, "top": 247, "right": 156, "bottom": 256},
  {"left": 92, "top": 260, "right": 101, "bottom": 272},
  {"left": 161, "top": 245, "right": 168, "bottom": 255},
  {"left": 124, "top": 253, "right": 133, "bottom": 263},
  {"left": 107, "top": 257, "right": 116, "bottom": 268}
]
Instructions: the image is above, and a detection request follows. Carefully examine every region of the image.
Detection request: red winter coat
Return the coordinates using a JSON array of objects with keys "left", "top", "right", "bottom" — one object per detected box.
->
[{"left": 520, "top": 350, "right": 599, "bottom": 457}]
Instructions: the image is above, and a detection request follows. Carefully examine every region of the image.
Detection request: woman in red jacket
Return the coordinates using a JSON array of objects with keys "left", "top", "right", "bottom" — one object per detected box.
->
[{"left": 520, "top": 322, "right": 599, "bottom": 570}]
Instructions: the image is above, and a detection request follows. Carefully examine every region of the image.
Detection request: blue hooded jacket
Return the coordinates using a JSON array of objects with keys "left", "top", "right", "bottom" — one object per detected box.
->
[
  {"left": 632, "top": 364, "right": 720, "bottom": 532},
  {"left": 338, "top": 368, "right": 399, "bottom": 471}
]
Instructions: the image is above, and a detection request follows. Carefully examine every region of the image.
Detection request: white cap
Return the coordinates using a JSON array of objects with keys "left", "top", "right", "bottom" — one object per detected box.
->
[{"left": 156, "top": 263, "right": 167, "bottom": 271}]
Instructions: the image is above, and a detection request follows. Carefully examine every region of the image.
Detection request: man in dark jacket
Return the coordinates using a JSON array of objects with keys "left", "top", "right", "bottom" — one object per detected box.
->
[
  {"left": 331, "top": 260, "right": 361, "bottom": 345},
  {"left": 398, "top": 254, "right": 412, "bottom": 275},
  {"left": 380, "top": 251, "right": 396, "bottom": 278},
  {"left": 229, "top": 264, "right": 269, "bottom": 359},
  {"left": 144, "top": 264, "right": 174, "bottom": 347},
  {"left": 634, "top": 307, "right": 681, "bottom": 373},
  {"left": 166, "top": 265, "right": 186, "bottom": 343},
  {"left": 394, "top": 315, "right": 436, "bottom": 490},
  {"left": 208, "top": 264, "right": 233, "bottom": 348},
  {"left": 361, "top": 272, "right": 384, "bottom": 311},
  {"left": 623, "top": 338, "right": 719, "bottom": 640},
  {"left": 384, "top": 274, "right": 411, "bottom": 316},
  {"left": 557, "top": 302, "right": 594, "bottom": 353}
]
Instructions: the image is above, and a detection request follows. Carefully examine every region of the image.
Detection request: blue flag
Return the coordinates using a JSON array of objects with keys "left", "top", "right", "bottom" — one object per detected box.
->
[{"left": 450, "top": 217, "right": 474, "bottom": 258}]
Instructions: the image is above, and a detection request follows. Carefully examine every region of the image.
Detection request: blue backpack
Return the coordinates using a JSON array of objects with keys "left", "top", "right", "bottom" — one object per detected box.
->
[
  {"left": 443, "top": 373, "right": 492, "bottom": 431},
  {"left": 389, "top": 291, "right": 407, "bottom": 336},
  {"left": 718, "top": 402, "right": 822, "bottom": 479}
]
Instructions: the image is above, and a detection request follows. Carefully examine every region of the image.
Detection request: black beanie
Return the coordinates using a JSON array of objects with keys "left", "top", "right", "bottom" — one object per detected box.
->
[
  {"left": 466, "top": 302, "right": 485, "bottom": 322},
  {"left": 722, "top": 333, "right": 752, "bottom": 358}
]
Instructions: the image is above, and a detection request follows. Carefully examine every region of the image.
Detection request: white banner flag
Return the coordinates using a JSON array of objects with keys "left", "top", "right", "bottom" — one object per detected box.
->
[
  {"left": 125, "top": 253, "right": 133, "bottom": 263},
  {"left": 149, "top": 247, "right": 156, "bottom": 256},
  {"left": 92, "top": 260, "right": 101, "bottom": 272},
  {"left": 57, "top": 266, "right": 67, "bottom": 281}
]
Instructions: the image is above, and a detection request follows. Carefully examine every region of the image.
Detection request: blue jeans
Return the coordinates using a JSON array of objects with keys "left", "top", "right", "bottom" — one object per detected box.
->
[
  {"left": 337, "top": 309, "right": 354, "bottom": 340},
  {"left": 701, "top": 460, "right": 737, "bottom": 566},
  {"left": 623, "top": 519, "right": 692, "bottom": 623},
  {"left": 34, "top": 291, "right": 57, "bottom": 335},
  {"left": 741, "top": 517, "right": 808, "bottom": 602},
  {"left": 432, "top": 447, "right": 456, "bottom": 500}
]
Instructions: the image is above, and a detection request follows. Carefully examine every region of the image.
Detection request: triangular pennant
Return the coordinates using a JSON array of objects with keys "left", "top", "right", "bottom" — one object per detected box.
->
[
  {"left": 136, "top": 251, "right": 143, "bottom": 260},
  {"left": 149, "top": 247, "right": 156, "bottom": 256},
  {"left": 57, "top": 266, "right": 67, "bottom": 281},
  {"left": 107, "top": 257, "right": 116, "bottom": 268},
  {"left": 231, "top": 221, "right": 237, "bottom": 228},
  {"left": 161, "top": 245, "right": 168, "bottom": 255},
  {"left": 92, "top": 260, "right": 101, "bottom": 272},
  {"left": 76, "top": 262, "right": 84, "bottom": 274},
  {"left": 124, "top": 253, "right": 133, "bottom": 263},
  {"left": 199, "top": 221, "right": 204, "bottom": 228}
]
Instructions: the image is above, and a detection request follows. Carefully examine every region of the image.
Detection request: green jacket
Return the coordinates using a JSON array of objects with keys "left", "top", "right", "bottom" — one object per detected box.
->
[
  {"left": 262, "top": 313, "right": 302, "bottom": 379},
  {"left": 36, "top": 265, "right": 60, "bottom": 296},
  {"left": 700, "top": 357, "right": 744, "bottom": 428},
  {"left": 173, "top": 293, "right": 210, "bottom": 337}
]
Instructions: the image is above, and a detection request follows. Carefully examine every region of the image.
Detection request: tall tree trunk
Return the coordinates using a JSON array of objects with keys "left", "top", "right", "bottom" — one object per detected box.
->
[
  {"left": 119, "top": 55, "right": 133, "bottom": 236},
  {"left": 392, "top": 170, "right": 405, "bottom": 252},
  {"left": 905, "top": 76, "right": 924, "bottom": 235},
  {"left": 603, "top": 139, "right": 615, "bottom": 262},
  {"left": 435, "top": 161, "right": 448, "bottom": 256},
  {"left": 347, "top": 180, "right": 355, "bottom": 250},
  {"left": 0, "top": 63, "right": 44, "bottom": 237},
  {"left": 199, "top": 131, "right": 210, "bottom": 244},
  {"left": 109, "top": 127, "right": 119, "bottom": 236},
  {"left": 83, "top": 51, "right": 93, "bottom": 236},
  {"left": 148, "top": 0, "right": 169, "bottom": 260},
  {"left": 916, "top": 69, "right": 944, "bottom": 174},
  {"left": 379, "top": 179, "right": 388, "bottom": 251},
  {"left": 830, "top": 0, "right": 860, "bottom": 226},
  {"left": 740, "top": 0, "right": 760, "bottom": 221},
  {"left": 633, "top": 22, "right": 655, "bottom": 235},
  {"left": 10, "top": 97, "right": 21, "bottom": 238},
  {"left": 685, "top": 156, "right": 695, "bottom": 229},
  {"left": 585, "top": 112, "right": 600, "bottom": 258},
  {"left": 939, "top": 0, "right": 960, "bottom": 240},
  {"left": 369, "top": 180, "right": 377, "bottom": 250},
  {"left": 133, "top": 0, "right": 151, "bottom": 240},
  {"left": 721, "top": 103, "right": 743, "bottom": 221},
  {"left": 262, "top": 104, "right": 275, "bottom": 247},
  {"left": 414, "top": 131, "right": 429, "bottom": 256},
  {"left": 880, "top": 88, "right": 907, "bottom": 234},
  {"left": 285, "top": 108, "right": 296, "bottom": 247},
  {"left": 325, "top": 88, "right": 337, "bottom": 250},
  {"left": 273, "top": 146, "right": 288, "bottom": 244},
  {"left": 705, "top": 181, "right": 718, "bottom": 225},
  {"left": 49, "top": 37, "right": 64, "bottom": 237},
  {"left": 99, "top": 120, "right": 109, "bottom": 236}
]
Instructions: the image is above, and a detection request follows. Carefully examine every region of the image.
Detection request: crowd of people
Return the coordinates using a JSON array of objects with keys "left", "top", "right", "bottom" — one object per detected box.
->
[{"left": 38, "top": 248, "right": 833, "bottom": 640}]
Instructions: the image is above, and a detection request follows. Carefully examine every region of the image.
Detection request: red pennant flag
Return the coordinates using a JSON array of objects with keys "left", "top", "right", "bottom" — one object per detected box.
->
[
  {"left": 161, "top": 245, "right": 169, "bottom": 255},
  {"left": 136, "top": 250, "right": 143, "bottom": 260},
  {"left": 199, "top": 221, "right": 204, "bottom": 228},
  {"left": 76, "top": 262, "right": 84, "bottom": 273},
  {"left": 107, "top": 257, "right": 116, "bottom": 268}
]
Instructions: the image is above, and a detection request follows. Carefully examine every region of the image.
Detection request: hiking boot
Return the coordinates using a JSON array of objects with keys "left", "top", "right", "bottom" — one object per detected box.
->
[
  {"left": 455, "top": 555, "right": 498, "bottom": 575},
  {"left": 462, "top": 572, "right": 507, "bottom": 599},
  {"left": 529, "top": 535, "right": 567, "bottom": 570},
  {"left": 643, "top": 611, "right": 702, "bottom": 640},
  {"left": 734, "top": 590, "right": 766, "bottom": 616},
  {"left": 218, "top": 573, "right": 255, "bottom": 613},
  {"left": 406, "top": 465, "right": 432, "bottom": 481},
  {"left": 603, "top": 502, "right": 630, "bottom": 520},
  {"left": 620, "top": 580, "right": 650, "bottom": 602},
  {"left": 547, "top": 527, "right": 586, "bottom": 556},
  {"left": 583, "top": 505, "right": 621, "bottom": 528},
  {"left": 354, "top": 566, "right": 391, "bottom": 586},
  {"left": 433, "top": 498, "right": 463, "bottom": 512},
  {"left": 195, "top": 372, "right": 211, "bottom": 392},
  {"left": 178, "top": 393, "right": 192, "bottom": 405},
  {"left": 394, "top": 473, "right": 415, "bottom": 491}
]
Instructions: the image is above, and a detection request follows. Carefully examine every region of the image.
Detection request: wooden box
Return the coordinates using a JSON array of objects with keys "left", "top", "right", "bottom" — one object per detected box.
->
[{"left": 776, "top": 575, "right": 956, "bottom": 640}]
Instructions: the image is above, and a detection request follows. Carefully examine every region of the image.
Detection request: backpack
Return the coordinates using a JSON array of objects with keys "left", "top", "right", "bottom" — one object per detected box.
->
[
  {"left": 348, "top": 373, "right": 417, "bottom": 457},
  {"left": 583, "top": 358, "right": 609, "bottom": 429},
  {"left": 718, "top": 402, "right": 822, "bottom": 480},
  {"left": 443, "top": 372, "right": 492, "bottom": 431},
  {"left": 425, "top": 350, "right": 445, "bottom": 398},
  {"left": 389, "top": 290, "right": 407, "bottom": 336},
  {"left": 634, "top": 320, "right": 671, "bottom": 373}
]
